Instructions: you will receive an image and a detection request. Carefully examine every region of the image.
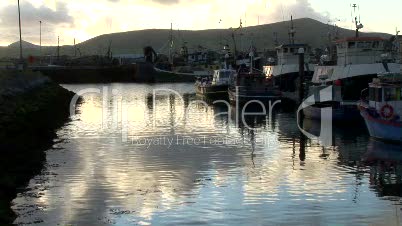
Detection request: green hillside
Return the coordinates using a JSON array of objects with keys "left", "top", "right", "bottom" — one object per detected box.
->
[{"left": 0, "top": 18, "right": 392, "bottom": 59}]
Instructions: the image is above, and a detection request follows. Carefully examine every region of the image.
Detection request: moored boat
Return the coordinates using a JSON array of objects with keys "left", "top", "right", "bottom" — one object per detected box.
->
[
  {"left": 303, "top": 8, "right": 401, "bottom": 121},
  {"left": 195, "top": 69, "right": 236, "bottom": 99},
  {"left": 263, "top": 16, "right": 315, "bottom": 103},
  {"left": 228, "top": 67, "right": 281, "bottom": 105},
  {"left": 358, "top": 72, "right": 402, "bottom": 142}
]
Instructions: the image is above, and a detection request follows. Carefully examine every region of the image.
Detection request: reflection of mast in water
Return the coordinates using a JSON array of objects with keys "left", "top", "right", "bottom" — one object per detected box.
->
[
  {"left": 298, "top": 111, "right": 306, "bottom": 163},
  {"left": 299, "top": 131, "right": 306, "bottom": 162},
  {"left": 182, "top": 93, "right": 192, "bottom": 108},
  {"left": 169, "top": 94, "right": 176, "bottom": 131},
  {"left": 250, "top": 129, "right": 256, "bottom": 168},
  {"left": 146, "top": 94, "right": 153, "bottom": 112},
  {"left": 351, "top": 168, "right": 364, "bottom": 203}
]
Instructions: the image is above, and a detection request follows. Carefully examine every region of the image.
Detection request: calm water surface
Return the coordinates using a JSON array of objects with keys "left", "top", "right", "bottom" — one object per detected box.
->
[{"left": 12, "top": 83, "right": 402, "bottom": 225}]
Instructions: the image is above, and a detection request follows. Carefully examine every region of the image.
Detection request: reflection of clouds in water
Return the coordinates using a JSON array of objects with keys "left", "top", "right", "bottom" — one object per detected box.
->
[{"left": 11, "top": 84, "right": 402, "bottom": 225}]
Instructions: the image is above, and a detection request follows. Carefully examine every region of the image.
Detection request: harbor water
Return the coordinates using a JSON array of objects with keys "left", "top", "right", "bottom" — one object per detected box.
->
[{"left": 11, "top": 83, "right": 402, "bottom": 225}]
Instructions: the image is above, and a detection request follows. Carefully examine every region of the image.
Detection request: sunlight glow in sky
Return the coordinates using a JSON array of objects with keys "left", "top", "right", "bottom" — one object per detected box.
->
[{"left": 0, "top": 0, "right": 401, "bottom": 46}]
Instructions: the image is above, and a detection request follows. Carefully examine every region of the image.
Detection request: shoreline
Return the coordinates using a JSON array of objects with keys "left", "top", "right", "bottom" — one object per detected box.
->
[{"left": 0, "top": 70, "right": 75, "bottom": 225}]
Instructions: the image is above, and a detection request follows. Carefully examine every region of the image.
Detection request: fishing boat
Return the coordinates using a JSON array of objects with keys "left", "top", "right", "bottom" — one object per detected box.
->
[
  {"left": 195, "top": 69, "right": 236, "bottom": 99},
  {"left": 358, "top": 72, "right": 402, "bottom": 142},
  {"left": 228, "top": 63, "right": 281, "bottom": 105},
  {"left": 304, "top": 7, "right": 401, "bottom": 120},
  {"left": 262, "top": 16, "right": 315, "bottom": 102}
]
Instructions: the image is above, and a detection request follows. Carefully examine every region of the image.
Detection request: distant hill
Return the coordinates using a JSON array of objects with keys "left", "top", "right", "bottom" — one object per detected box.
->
[
  {"left": 8, "top": 40, "right": 39, "bottom": 49},
  {"left": 0, "top": 18, "right": 392, "bottom": 59}
]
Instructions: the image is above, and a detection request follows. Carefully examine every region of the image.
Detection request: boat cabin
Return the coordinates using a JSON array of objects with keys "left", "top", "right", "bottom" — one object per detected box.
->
[
  {"left": 367, "top": 73, "right": 402, "bottom": 115},
  {"left": 335, "top": 37, "right": 387, "bottom": 65},
  {"left": 212, "top": 69, "right": 236, "bottom": 86},
  {"left": 276, "top": 44, "right": 310, "bottom": 65}
]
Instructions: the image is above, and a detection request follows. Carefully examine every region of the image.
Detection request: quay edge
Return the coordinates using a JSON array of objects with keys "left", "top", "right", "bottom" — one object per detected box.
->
[{"left": 0, "top": 69, "right": 76, "bottom": 225}]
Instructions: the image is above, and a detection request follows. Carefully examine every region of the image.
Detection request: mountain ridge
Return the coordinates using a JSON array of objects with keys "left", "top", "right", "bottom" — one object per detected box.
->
[{"left": 0, "top": 18, "right": 393, "bottom": 58}]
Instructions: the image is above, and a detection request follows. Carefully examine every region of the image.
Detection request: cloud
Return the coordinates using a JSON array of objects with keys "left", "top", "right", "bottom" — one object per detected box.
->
[
  {"left": 259, "top": 0, "right": 329, "bottom": 24},
  {"left": 0, "top": 1, "right": 73, "bottom": 44},
  {"left": 150, "top": 0, "right": 180, "bottom": 5},
  {"left": 0, "top": 0, "right": 331, "bottom": 46}
]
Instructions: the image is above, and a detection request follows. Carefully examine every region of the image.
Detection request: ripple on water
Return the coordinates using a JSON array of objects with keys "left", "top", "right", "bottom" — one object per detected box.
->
[{"left": 11, "top": 83, "right": 402, "bottom": 226}]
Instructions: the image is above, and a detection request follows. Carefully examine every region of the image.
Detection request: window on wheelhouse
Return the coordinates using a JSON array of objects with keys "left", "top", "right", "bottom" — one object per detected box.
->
[
  {"left": 369, "top": 88, "right": 375, "bottom": 101},
  {"left": 369, "top": 88, "right": 383, "bottom": 102},
  {"left": 357, "top": 42, "right": 372, "bottom": 49},
  {"left": 348, "top": 42, "right": 356, "bottom": 48},
  {"left": 385, "top": 88, "right": 398, "bottom": 101}
]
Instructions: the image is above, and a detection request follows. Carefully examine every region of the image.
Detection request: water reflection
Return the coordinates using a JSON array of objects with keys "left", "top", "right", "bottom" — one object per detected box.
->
[{"left": 12, "top": 83, "right": 402, "bottom": 225}]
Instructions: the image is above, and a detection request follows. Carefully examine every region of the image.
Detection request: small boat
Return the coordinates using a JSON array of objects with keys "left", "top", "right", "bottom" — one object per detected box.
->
[
  {"left": 228, "top": 67, "right": 281, "bottom": 105},
  {"left": 358, "top": 72, "right": 402, "bottom": 142},
  {"left": 195, "top": 69, "right": 236, "bottom": 99}
]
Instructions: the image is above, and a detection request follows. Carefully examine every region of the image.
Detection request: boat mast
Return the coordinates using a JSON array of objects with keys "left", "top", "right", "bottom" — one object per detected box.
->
[
  {"left": 169, "top": 23, "right": 173, "bottom": 65},
  {"left": 57, "top": 36, "right": 60, "bottom": 61},
  {"left": 230, "top": 19, "right": 242, "bottom": 64},
  {"left": 288, "top": 15, "right": 295, "bottom": 45},
  {"left": 39, "top": 21, "right": 42, "bottom": 60},
  {"left": 17, "top": 0, "right": 23, "bottom": 62},
  {"left": 395, "top": 28, "right": 401, "bottom": 62}
]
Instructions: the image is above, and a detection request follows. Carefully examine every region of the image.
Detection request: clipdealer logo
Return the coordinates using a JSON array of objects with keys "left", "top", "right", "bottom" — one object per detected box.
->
[
  {"left": 297, "top": 85, "right": 335, "bottom": 146},
  {"left": 68, "top": 86, "right": 337, "bottom": 146}
]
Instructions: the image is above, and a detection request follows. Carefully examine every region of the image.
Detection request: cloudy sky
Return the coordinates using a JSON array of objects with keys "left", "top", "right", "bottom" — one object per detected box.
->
[{"left": 0, "top": 0, "right": 401, "bottom": 46}]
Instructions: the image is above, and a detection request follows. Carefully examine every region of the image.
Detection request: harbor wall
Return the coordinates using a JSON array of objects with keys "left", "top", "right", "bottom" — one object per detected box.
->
[
  {"left": 0, "top": 70, "right": 75, "bottom": 224},
  {"left": 33, "top": 63, "right": 196, "bottom": 84},
  {"left": 34, "top": 64, "right": 137, "bottom": 84}
]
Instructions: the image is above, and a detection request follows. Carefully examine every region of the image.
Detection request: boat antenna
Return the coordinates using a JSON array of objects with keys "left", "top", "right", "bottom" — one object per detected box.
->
[
  {"left": 288, "top": 15, "right": 295, "bottom": 44},
  {"left": 352, "top": 3, "right": 363, "bottom": 37},
  {"left": 395, "top": 27, "right": 400, "bottom": 55}
]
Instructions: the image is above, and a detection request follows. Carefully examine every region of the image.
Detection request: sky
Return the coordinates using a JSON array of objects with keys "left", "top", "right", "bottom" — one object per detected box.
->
[{"left": 0, "top": 0, "right": 401, "bottom": 46}]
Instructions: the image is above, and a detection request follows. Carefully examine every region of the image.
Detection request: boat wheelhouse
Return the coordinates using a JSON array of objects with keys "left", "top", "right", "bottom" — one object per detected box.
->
[
  {"left": 359, "top": 73, "right": 402, "bottom": 142},
  {"left": 313, "top": 36, "right": 400, "bottom": 91}
]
